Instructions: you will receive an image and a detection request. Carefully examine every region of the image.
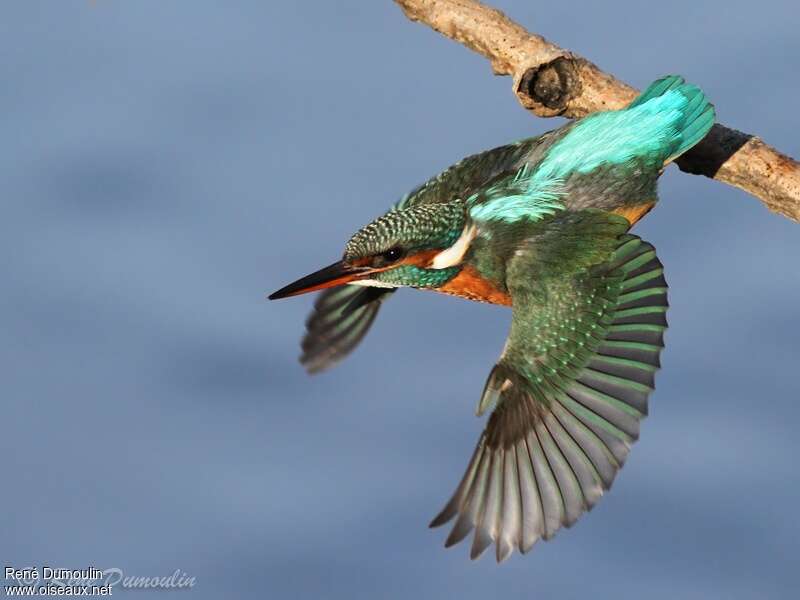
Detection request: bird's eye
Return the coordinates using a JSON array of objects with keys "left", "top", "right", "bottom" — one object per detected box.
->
[{"left": 381, "top": 247, "right": 404, "bottom": 262}]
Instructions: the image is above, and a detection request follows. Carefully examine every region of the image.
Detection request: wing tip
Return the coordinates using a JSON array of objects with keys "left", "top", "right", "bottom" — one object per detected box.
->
[{"left": 428, "top": 509, "right": 453, "bottom": 530}]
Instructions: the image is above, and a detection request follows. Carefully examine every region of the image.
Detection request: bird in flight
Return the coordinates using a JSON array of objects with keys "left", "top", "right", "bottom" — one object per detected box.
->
[{"left": 269, "top": 76, "right": 714, "bottom": 562}]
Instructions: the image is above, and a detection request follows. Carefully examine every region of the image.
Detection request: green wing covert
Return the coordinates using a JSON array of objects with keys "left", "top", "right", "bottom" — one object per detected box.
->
[{"left": 430, "top": 212, "right": 669, "bottom": 562}]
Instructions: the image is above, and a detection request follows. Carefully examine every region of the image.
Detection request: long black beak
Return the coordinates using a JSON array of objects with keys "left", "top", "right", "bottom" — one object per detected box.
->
[{"left": 268, "top": 260, "right": 369, "bottom": 300}]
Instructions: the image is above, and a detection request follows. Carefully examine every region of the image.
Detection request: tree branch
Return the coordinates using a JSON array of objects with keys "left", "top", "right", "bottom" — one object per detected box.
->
[{"left": 396, "top": 0, "right": 800, "bottom": 222}]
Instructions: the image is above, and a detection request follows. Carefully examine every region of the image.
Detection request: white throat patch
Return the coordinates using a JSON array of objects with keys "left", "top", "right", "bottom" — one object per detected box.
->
[
  {"left": 431, "top": 224, "right": 477, "bottom": 269},
  {"left": 347, "top": 279, "right": 397, "bottom": 289}
]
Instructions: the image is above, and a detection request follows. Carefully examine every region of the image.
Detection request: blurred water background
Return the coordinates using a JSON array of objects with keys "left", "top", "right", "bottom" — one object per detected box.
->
[{"left": 2, "top": 1, "right": 799, "bottom": 598}]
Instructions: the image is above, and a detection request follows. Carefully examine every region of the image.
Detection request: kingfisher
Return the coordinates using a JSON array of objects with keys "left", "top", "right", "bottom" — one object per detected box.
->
[{"left": 269, "top": 76, "right": 714, "bottom": 562}]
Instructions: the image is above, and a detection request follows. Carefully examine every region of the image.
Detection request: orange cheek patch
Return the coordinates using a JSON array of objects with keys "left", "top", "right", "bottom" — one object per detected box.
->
[
  {"left": 349, "top": 250, "right": 439, "bottom": 271},
  {"left": 399, "top": 249, "right": 440, "bottom": 268}
]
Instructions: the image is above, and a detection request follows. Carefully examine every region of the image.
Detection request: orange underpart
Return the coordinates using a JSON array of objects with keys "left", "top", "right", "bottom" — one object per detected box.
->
[
  {"left": 436, "top": 265, "right": 512, "bottom": 306},
  {"left": 612, "top": 201, "right": 656, "bottom": 225}
]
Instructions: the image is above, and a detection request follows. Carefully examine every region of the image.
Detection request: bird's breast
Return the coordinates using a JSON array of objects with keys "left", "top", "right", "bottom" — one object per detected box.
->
[
  {"left": 611, "top": 201, "right": 656, "bottom": 225},
  {"left": 434, "top": 265, "right": 511, "bottom": 306}
]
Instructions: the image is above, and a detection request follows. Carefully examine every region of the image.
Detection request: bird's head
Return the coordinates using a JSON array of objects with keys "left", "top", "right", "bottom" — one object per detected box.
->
[{"left": 269, "top": 201, "right": 471, "bottom": 300}]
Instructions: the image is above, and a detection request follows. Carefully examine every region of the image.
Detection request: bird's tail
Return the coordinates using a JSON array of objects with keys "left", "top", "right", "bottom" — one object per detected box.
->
[{"left": 627, "top": 75, "right": 715, "bottom": 162}]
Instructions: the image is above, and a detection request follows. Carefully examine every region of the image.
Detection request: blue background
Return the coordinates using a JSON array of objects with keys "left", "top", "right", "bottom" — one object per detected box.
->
[{"left": 2, "top": 1, "right": 799, "bottom": 598}]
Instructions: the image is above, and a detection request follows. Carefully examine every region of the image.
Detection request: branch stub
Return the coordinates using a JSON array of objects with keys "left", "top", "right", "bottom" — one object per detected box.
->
[{"left": 516, "top": 56, "right": 582, "bottom": 116}]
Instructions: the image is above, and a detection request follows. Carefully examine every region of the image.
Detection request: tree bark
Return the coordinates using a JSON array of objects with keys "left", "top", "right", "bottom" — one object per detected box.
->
[{"left": 396, "top": 0, "right": 800, "bottom": 222}]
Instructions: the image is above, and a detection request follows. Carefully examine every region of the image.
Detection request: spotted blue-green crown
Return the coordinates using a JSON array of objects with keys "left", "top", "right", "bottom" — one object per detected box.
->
[{"left": 344, "top": 202, "right": 465, "bottom": 260}]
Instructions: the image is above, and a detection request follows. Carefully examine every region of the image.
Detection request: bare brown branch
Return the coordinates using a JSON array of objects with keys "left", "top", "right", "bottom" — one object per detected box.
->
[{"left": 396, "top": 0, "right": 800, "bottom": 222}]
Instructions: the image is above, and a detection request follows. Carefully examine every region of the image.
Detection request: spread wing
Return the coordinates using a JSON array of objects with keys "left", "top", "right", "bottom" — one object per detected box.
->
[
  {"left": 300, "top": 286, "right": 394, "bottom": 374},
  {"left": 430, "top": 212, "right": 668, "bottom": 562}
]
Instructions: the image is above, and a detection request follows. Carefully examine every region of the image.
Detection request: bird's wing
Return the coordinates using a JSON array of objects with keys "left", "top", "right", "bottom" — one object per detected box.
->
[
  {"left": 397, "top": 135, "right": 555, "bottom": 209},
  {"left": 467, "top": 159, "right": 567, "bottom": 224},
  {"left": 300, "top": 286, "right": 394, "bottom": 374},
  {"left": 431, "top": 211, "right": 668, "bottom": 562}
]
